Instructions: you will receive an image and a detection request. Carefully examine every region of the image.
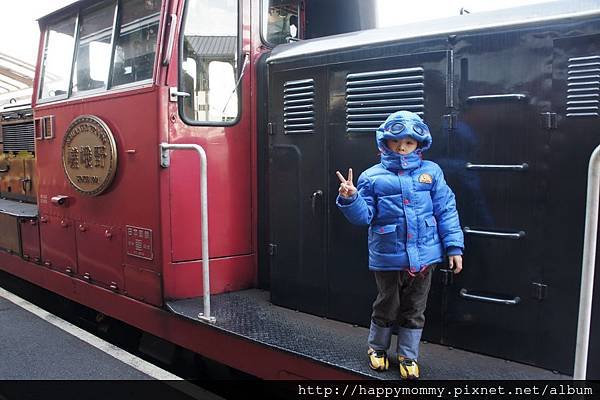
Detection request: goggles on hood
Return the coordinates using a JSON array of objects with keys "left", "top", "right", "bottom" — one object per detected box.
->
[{"left": 382, "top": 120, "right": 429, "bottom": 142}]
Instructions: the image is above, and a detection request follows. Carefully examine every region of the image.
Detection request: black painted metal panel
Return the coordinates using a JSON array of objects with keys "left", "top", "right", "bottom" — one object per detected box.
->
[
  {"left": 543, "top": 33, "right": 600, "bottom": 377},
  {"left": 268, "top": 68, "right": 328, "bottom": 316},
  {"left": 443, "top": 27, "right": 550, "bottom": 367}
]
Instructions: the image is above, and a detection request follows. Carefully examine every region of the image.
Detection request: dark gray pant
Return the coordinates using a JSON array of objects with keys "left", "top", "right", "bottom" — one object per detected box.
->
[{"left": 371, "top": 266, "right": 434, "bottom": 329}]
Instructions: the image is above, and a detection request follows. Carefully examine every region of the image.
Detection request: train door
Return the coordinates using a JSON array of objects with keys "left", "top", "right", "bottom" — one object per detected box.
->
[
  {"left": 443, "top": 34, "right": 548, "bottom": 364},
  {"left": 540, "top": 33, "right": 600, "bottom": 373},
  {"left": 166, "top": 0, "right": 253, "bottom": 298},
  {"left": 268, "top": 69, "right": 328, "bottom": 315}
]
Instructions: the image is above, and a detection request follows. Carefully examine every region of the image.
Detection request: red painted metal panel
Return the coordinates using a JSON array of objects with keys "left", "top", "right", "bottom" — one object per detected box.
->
[
  {"left": 164, "top": 254, "right": 255, "bottom": 299},
  {"left": 35, "top": 89, "right": 163, "bottom": 279},
  {"left": 123, "top": 264, "right": 162, "bottom": 306},
  {"left": 76, "top": 223, "right": 124, "bottom": 291},
  {"left": 39, "top": 215, "right": 78, "bottom": 274},
  {"left": 168, "top": 144, "right": 253, "bottom": 262},
  {"left": 20, "top": 218, "right": 41, "bottom": 263}
]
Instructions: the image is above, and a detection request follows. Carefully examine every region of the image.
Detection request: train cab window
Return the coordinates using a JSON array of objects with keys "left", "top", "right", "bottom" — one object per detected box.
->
[
  {"left": 38, "top": 0, "right": 162, "bottom": 102},
  {"left": 111, "top": 0, "right": 162, "bottom": 87},
  {"left": 180, "top": 0, "right": 240, "bottom": 124},
  {"left": 39, "top": 16, "right": 77, "bottom": 100},
  {"left": 72, "top": 1, "right": 117, "bottom": 95},
  {"left": 262, "top": 0, "right": 301, "bottom": 45}
]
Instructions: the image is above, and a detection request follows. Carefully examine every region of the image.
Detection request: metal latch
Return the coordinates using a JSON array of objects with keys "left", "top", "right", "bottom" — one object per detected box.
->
[
  {"left": 532, "top": 282, "right": 548, "bottom": 300},
  {"left": 443, "top": 114, "right": 457, "bottom": 132},
  {"left": 169, "top": 87, "right": 190, "bottom": 102},
  {"left": 540, "top": 112, "right": 557, "bottom": 130},
  {"left": 268, "top": 244, "right": 278, "bottom": 256}
]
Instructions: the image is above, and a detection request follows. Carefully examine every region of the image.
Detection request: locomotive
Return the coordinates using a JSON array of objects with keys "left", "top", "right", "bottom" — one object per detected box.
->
[{"left": 0, "top": 0, "right": 599, "bottom": 379}]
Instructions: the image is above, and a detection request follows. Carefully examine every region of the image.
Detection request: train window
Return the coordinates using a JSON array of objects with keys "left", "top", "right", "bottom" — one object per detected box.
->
[
  {"left": 262, "top": 0, "right": 301, "bottom": 45},
  {"left": 39, "top": 16, "right": 77, "bottom": 100},
  {"left": 111, "top": 0, "right": 162, "bottom": 87},
  {"left": 72, "top": 1, "right": 117, "bottom": 95},
  {"left": 180, "top": 0, "right": 240, "bottom": 124}
]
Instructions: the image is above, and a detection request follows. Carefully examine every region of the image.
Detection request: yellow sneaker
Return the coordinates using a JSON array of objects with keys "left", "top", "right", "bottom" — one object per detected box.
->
[
  {"left": 367, "top": 348, "right": 389, "bottom": 371},
  {"left": 398, "top": 356, "right": 419, "bottom": 380}
]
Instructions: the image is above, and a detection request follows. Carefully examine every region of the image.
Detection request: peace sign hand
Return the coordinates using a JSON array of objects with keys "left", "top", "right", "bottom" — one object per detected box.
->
[{"left": 336, "top": 168, "right": 357, "bottom": 198}]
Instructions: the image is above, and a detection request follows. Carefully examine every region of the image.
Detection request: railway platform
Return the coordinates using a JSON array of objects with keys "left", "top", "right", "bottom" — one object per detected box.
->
[
  {"left": 0, "top": 287, "right": 169, "bottom": 380},
  {"left": 0, "top": 286, "right": 227, "bottom": 399}
]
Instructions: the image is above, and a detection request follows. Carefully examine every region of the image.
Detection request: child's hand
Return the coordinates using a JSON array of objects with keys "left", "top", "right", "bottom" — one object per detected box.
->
[
  {"left": 336, "top": 168, "right": 357, "bottom": 198},
  {"left": 449, "top": 255, "right": 463, "bottom": 274}
]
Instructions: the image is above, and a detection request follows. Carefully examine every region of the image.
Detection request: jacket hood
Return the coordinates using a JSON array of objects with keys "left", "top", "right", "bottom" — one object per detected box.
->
[{"left": 376, "top": 111, "right": 432, "bottom": 155}]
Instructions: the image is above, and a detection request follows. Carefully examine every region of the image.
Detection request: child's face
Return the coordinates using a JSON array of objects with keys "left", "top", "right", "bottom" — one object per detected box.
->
[{"left": 386, "top": 138, "right": 418, "bottom": 155}]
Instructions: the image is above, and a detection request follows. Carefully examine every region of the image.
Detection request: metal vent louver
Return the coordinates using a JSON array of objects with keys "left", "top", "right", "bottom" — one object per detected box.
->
[
  {"left": 1, "top": 122, "right": 35, "bottom": 153},
  {"left": 284, "top": 78, "right": 315, "bottom": 134},
  {"left": 567, "top": 55, "right": 600, "bottom": 118},
  {"left": 346, "top": 67, "right": 424, "bottom": 134}
]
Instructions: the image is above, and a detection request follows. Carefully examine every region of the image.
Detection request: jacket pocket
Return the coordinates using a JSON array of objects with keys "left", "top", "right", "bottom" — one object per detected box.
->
[
  {"left": 424, "top": 216, "right": 438, "bottom": 243},
  {"left": 370, "top": 224, "right": 398, "bottom": 253}
]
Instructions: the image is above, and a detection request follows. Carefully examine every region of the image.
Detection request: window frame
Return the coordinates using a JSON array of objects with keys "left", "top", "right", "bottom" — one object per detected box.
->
[
  {"left": 37, "top": 0, "right": 163, "bottom": 105},
  {"left": 110, "top": 7, "right": 162, "bottom": 89},
  {"left": 70, "top": 0, "right": 118, "bottom": 98},
  {"left": 37, "top": 13, "right": 79, "bottom": 103},
  {"left": 259, "top": 0, "right": 302, "bottom": 48},
  {"left": 177, "top": 0, "right": 243, "bottom": 127}
]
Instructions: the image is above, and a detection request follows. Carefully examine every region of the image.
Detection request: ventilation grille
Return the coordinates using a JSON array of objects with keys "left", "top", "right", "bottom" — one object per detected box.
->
[
  {"left": 346, "top": 67, "right": 425, "bottom": 134},
  {"left": 2, "top": 122, "right": 35, "bottom": 153},
  {"left": 284, "top": 78, "right": 315, "bottom": 134},
  {"left": 567, "top": 55, "right": 600, "bottom": 118}
]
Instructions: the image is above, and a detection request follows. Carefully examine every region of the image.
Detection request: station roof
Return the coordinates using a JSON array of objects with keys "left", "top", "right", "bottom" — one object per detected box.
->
[
  {"left": 0, "top": 53, "right": 34, "bottom": 94},
  {"left": 186, "top": 36, "right": 237, "bottom": 60},
  {"left": 0, "top": 53, "right": 35, "bottom": 108}
]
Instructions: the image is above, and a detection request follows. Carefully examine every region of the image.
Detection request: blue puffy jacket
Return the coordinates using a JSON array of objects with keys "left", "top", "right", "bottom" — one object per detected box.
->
[{"left": 337, "top": 111, "right": 464, "bottom": 272}]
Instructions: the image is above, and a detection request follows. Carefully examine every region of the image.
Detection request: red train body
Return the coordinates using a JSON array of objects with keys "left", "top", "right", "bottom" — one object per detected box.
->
[
  {"left": 2, "top": 0, "right": 599, "bottom": 380},
  {"left": 0, "top": 0, "right": 376, "bottom": 379}
]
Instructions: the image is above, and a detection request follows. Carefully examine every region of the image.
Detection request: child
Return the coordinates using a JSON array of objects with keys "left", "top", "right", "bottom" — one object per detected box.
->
[{"left": 336, "top": 111, "right": 464, "bottom": 380}]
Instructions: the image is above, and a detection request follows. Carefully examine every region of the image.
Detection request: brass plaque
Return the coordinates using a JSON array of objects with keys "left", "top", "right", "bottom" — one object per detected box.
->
[
  {"left": 62, "top": 115, "right": 117, "bottom": 196},
  {"left": 126, "top": 225, "right": 153, "bottom": 260}
]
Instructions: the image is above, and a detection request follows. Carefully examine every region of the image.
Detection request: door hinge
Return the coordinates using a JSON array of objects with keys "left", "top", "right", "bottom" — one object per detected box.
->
[
  {"left": 540, "top": 112, "right": 557, "bottom": 130},
  {"left": 443, "top": 114, "right": 457, "bottom": 132},
  {"left": 440, "top": 268, "right": 454, "bottom": 286},
  {"left": 532, "top": 282, "right": 548, "bottom": 300},
  {"left": 268, "top": 122, "right": 274, "bottom": 136},
  {"left": 268, "top": 243, "right": 278, "bottom": 256}
]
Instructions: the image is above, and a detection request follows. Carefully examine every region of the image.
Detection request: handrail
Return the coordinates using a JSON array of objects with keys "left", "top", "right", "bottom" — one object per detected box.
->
[
  {"left": 160, "top": 143, "right": 215, "bottom": 324},
  {"left": 465, "top": 162, "right": 529, "bottom": 171},
  {"left": 459, "top": 289, "right": 520, "bottom": 305},
  {"left": 463, "top": 227, "right": 525, "bottom": 239},
  {"left": 574, "top": 144, "right": 600, "bottom": 379}
]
